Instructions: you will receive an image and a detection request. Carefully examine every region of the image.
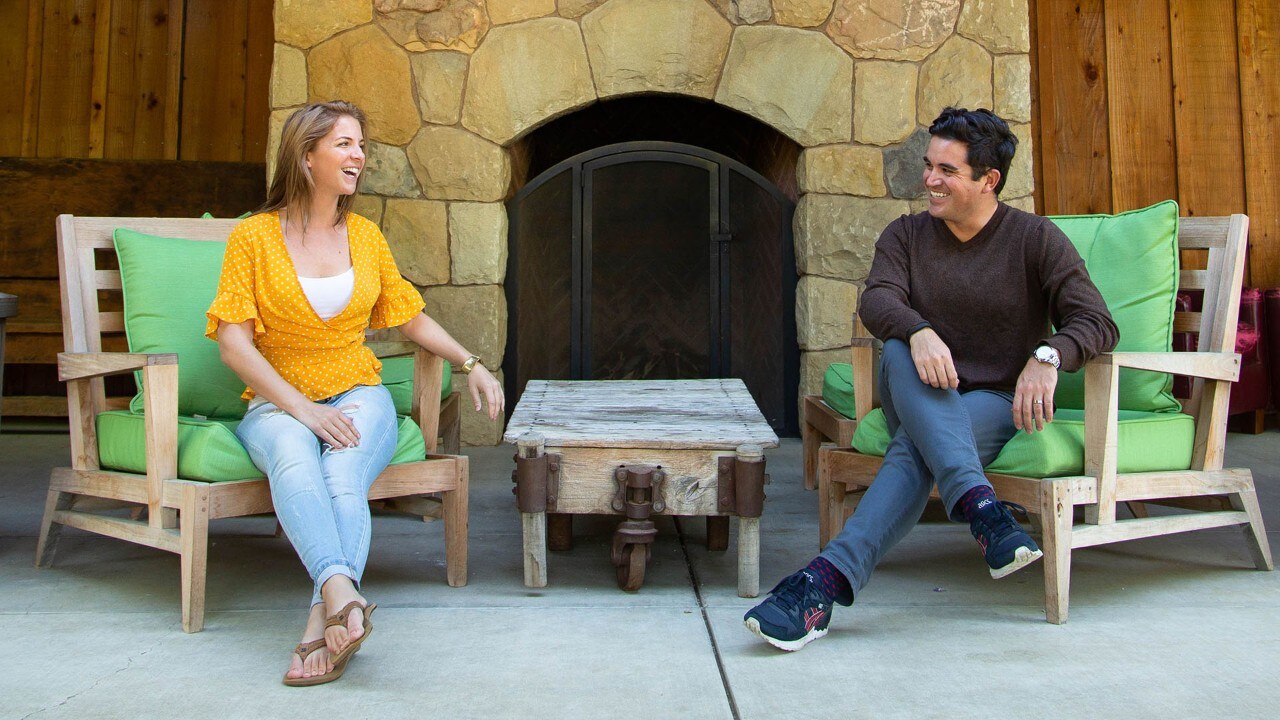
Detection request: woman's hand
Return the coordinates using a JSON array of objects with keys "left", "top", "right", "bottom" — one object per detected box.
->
[
  {"left": 468, "top": 364, "right": 505, "bottom": 421},
  {"left": 296, "top": 401, "right": 361, "bottom": 448}
]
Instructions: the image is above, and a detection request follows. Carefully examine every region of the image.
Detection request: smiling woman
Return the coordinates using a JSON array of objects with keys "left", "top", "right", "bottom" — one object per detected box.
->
[{"left": 204, "top": 100, "right": 504, "bottom": 687}]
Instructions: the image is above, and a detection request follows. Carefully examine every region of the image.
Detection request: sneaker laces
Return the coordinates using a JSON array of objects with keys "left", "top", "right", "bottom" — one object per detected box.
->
[
  {"left": 769, "top": 572, "right": 812, "bottom": 607},
  {"left": 974, "top": 501, "right": 1028, "bottom": 539}
]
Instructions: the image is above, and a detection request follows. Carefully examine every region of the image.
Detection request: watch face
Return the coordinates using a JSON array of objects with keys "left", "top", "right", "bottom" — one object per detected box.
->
[{"left": 1035, "top": 346, "right": 1059, "bottom": 366}]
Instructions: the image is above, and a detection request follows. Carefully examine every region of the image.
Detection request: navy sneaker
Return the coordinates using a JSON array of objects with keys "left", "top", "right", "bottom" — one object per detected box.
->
[
  {"left": 970, "top": 499, "right": 1043, "bottom": 579},
  {"left": 743, "top": 570, "right": 832, "bottom": 652}
]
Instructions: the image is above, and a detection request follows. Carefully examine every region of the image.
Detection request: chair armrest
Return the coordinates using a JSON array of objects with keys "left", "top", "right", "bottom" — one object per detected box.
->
[
  {"left": 58, "top": 351, "right": 177, "bottom": 381},
  {"left": 849, "top": 316, "right": 879, "bottom": 419},
  {"left": 412, "top": 347, "right": 446, "bottom": 453},
  {"left": 1098, "top": 351, "right": 1240, "bottom": 382}
]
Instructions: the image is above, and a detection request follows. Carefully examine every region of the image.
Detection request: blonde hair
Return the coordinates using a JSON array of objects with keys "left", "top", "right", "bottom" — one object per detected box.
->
[{"left": 259, "top": 100, "right": 368, "bottom": 229}]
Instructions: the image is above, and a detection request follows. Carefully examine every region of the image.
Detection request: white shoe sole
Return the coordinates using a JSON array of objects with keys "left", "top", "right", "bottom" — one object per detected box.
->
[
  {"left": 744, "top": 617, "right": 827, "bottom": 652},
  {"left": 989, "top": 546, "right": 1044, "bottom": 579}
]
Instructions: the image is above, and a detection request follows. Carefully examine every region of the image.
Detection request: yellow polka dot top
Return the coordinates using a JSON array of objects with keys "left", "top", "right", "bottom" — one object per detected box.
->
[{"left": 205, "top": 211, "right": 425, "bottom": 403}]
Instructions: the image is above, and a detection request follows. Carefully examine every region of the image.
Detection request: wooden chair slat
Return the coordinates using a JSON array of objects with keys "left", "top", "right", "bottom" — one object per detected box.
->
[
  {"left": 1174, "top": 313, "right": 1202, "bottom": 334},
  {"left": 1179, "top": 269, "right": 1207, "bottom": 290}
]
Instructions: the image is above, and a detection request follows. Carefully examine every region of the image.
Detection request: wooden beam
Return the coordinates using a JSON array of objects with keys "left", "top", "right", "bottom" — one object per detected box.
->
[
  {"left": 1237, "top": 0, "right": 1280, "bottom": 287},
  {"left": 1104, "top": 0, "right": 1178, "bottom": 212}
]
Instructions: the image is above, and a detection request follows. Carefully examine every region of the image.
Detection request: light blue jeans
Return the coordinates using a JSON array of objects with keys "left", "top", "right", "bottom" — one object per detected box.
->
[
  {"left": 820, "top": 339, "right": 1018, "bottom": 601},
  {"left": 236, "top": 384, "right": 398, "bottom": 607}
]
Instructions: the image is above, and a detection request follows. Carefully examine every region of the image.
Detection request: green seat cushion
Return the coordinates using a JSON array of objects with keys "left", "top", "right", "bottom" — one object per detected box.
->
[
  {"left": 379, "top": 356, "right": 453, "bottom": 415},
  {"left": 96, "top": 409, "right": 428, "bottom": 483},
  {"left": 822, "top": 363, "right": 856, "bottom": 419},
  {"left": 115, "top": 229, "right": 248, "bottom": 419},
  {"left": 1049, "top": 200, "right": 1181, "bottom": 413},
  {"left": 850, "top": 407, "right": 1193, "bottom": 478}
]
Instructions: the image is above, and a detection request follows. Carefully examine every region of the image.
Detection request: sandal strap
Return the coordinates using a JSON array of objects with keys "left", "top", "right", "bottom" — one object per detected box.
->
[
  {"left": 293, "top": 638, "right": 327, "bottom": 662},
  {"left": 324, "top": 600, "right": 366, "bottom": 630}
]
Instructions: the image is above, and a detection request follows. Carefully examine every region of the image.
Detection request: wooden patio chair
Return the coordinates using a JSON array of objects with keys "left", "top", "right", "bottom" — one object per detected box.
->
[
  {"left": 816, "top": 210, "right": 1273, "bottom": 623},
  {"left": 35, "top": 215, "right": 469, "bottom": 632}
]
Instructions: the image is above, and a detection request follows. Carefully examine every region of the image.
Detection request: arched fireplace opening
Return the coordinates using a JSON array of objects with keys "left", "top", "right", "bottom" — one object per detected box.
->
[{"left": 504, "top": 96, "right": 801, "bottom": 435}]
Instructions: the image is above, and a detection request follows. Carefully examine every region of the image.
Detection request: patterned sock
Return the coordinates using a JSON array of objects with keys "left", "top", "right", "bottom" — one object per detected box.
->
[
  {"left": 957, "top": 484, "right": 999, "bottom": 523},
  {"left": 805, "top": 556, "right": 852, "bottom": 605}
]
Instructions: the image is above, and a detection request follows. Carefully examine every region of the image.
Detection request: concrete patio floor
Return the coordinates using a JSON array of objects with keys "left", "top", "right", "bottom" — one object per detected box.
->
[{"left": 2, "top": 428, "right": 1279, "bottom": 719}]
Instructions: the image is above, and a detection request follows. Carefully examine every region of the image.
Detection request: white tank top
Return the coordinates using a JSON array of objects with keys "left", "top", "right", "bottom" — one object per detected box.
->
[{"left": 298, "top": 267, "right": 355, "bottom": 320}]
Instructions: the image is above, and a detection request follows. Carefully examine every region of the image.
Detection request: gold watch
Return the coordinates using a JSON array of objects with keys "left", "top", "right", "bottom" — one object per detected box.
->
[{"left": 461, "top": 354, "right": 482, "bottom": 374}]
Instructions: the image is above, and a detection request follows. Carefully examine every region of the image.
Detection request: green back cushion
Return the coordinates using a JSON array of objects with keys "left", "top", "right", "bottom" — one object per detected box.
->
[
  {"left": 114, "top": 229, "right": 248, "bottom": 419},
  {"left": 1049, "top": 200, "right": 1181, "bottom": 413},
  {"left": 821, "top": 363, "right": 856, "bottom": 419},
  {"left": 850, "top": 407, "right": 1193, "bottom": 477},
  {"left": 97, "top": 410, "right": 428, "bottom": 482},
  {"left": 380, "top": 356, "right": 454, "bottom": 414}
]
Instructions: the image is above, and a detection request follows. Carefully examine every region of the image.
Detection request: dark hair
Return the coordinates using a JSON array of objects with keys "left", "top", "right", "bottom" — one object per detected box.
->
[
  {"left": 928, "top": 107, "right": 1017, "bottom": 195},
  {"left": 259, "top": 100, "right": 368, "bottom": 229}
]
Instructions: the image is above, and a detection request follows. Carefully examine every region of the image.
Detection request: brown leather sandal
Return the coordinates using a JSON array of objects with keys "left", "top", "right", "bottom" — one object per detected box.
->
[
  {"left": 325, "top": 600, "right": 377, "bottom": 668},
  {"left": 282, "top": 638, "right": 347, "bottom": 687}
]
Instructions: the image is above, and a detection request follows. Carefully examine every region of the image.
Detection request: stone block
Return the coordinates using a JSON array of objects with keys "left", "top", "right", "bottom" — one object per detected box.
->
[
  {"left": 266, "top": 109, "right": 292, "bottom": 179},
  {"left": 716, "top": 26, "right": 852, "bottom": 146},
  {"left": 795, "top": 194, "right": 908, "bottom": 281},
  {"left": 801, "top": 347, "right": 849, "bottom": 400},
  {"left": 797, "top": 275, "right": 858, "bottom": 351},
  {"left": 276, "top": 0, "right": 371, "bottom": 48},
  {"left": 733, "top": 0, "right": 773, "bottom": 24},
  {"left": 422, "top": 284, "right": 508, "bottom": 368},
  {"left": 412, "top": 51, "right": 469, "bottom": 125},
  {"left": 582, "top": 0, "right": 732, "bottom": 100},
  {"left": 773, "top": 0, "right": 835, "bottom": 28},
  {"left": 917, "top": 35, "right": 993, "bottom": 126},
  {"left": 461, "top": 17, "right": 596, "bottom": 144},
  {"left": 408, "top": 127, "right": 512, "bottom": 202},
  {"left": 1001, "top": 123, "right": 1034, "bottom": 200},
  {"left": 827, "top": 0, "right": 961, "bottom": 60},
  {"left": 1004, "top": 194, "right": 1035, "bottom": 213},
  {"left": 488, "top": 0, "right": 557, "bottom": 24},
  {"left": 352, "top": 194, "right": 385, "bottom": 225},
  {"left": 853, "top": 61, "right": 918, "bottom": 146},
  {"left": 383, "top": 199, "right": 451, "bottom": 286},
  {"left": 883, "top": 127, "right": 930, "bottom": 199},
  {"left": 958, "top": 0, "right": 1030, "bottom": 53},
  {"left": 558, "top": 0, "right": 605, "bottom": 19},
  {"left": 994, "top": 54, "right": 1031, "bottom": 123},
  {"left": 416, "top": 0, "right": 490, "bottom": 52},
  {"left": 797, "top": 145, "right": 886, "bottom": 197},
  {"left": 363, "top": 142, "right": 423, "bottom": 198},
  {"left": 309, "top": 25, "right": 421, "bottom": 145},
  {"left": 450, "top": 202, "right": 509, "bottom": 285},
  {"left": 271, "top": 44, "right": 307, "bottom": 108}
]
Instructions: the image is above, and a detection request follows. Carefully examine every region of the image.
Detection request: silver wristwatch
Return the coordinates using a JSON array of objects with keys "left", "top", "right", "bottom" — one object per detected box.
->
[{"left": 1033, "top": 344, "right": 1061, "bottom": 370}]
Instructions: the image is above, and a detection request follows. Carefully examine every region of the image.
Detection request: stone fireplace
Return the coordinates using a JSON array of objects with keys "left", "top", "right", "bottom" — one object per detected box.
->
[{"left": 270, "top": 0, "right": 1035, "bottom": 445}]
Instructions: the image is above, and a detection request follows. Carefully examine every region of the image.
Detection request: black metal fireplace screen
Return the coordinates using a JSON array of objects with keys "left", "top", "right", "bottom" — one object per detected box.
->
[{"left": 504, "top": 141, "right": 798, "bottom": 434}]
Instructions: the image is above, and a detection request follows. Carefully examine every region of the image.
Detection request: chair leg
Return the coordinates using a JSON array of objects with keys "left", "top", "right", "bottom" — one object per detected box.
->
[
  {"left": 1041, "top": 479, "right": 1073, "bottom": 624},
  {"left": 802, "top": 418, "right": 820, "bottom": 491},
  {"left": 819, "top": 452, "right": 846, "bottom": 549},
  {"left": 179, "top": 484, "right": 210, "bottom": 633},
  {"left": 34, "top": 488, "right": 74, "bottom": 568},
  {"left": 441, "top": 394, "right": 461, "bottom": 455},
  {"left": 443, "top": 456, "right": 469, "bottom": 587},
  {"left": 1231, "top": 485, "right": 1274, "bottom": 571}
]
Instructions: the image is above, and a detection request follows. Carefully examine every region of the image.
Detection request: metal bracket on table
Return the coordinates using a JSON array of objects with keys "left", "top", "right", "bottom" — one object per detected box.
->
[
  {"left": 511, "top": 451, "right": 561, "bottom": 513},
  {"left": 609, "top": 464, "right": 666, "bottom": 590},
  {"left": 716, "top": 454, "right": 770, "bottom": 518}
]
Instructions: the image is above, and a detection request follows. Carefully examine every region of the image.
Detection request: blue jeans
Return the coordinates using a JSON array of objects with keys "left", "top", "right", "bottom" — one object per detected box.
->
[
  {"left": 236, "top": 384, "right": 398, "bottom": 606},
  {"left": 820, "top": 339, "right": 1017, "bottom": 600}
]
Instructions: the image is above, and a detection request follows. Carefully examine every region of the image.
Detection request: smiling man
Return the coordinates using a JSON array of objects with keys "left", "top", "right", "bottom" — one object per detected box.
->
[{"left": 744, "top": 107, "right": 1120, "bottom": 651}]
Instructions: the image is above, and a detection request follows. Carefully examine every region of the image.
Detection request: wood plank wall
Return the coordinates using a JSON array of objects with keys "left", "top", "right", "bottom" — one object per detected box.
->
[
  {"left": 1, "top": 0, "right": 272, "bottom": 418},
  {"left": 1, "top": 0, "right": 272, "bottom": 162},
  {"left": 1030, "top": 0, "right": 1280, "bottom": 287}
]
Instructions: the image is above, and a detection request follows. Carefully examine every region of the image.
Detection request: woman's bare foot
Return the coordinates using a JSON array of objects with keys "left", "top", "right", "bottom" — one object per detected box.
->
[
  {"left": 320, "top": 575, "right": 367, "bottom": 655},
  {"left": 284, "top": 604, "right": 335, "bottom": 681}
]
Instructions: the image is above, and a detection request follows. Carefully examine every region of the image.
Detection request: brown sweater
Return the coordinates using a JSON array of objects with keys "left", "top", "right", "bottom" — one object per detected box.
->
[{"left": 859, "top": 204, "right": 1119, "bottom": 392}]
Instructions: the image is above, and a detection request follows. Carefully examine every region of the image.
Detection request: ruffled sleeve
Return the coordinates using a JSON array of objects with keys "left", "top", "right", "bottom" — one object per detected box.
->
[
  {"left": 368, "top": 223, "right": 426, "bottom": 329},
  {"left": 205, "top": 220, "right": 266, "bottom": 341}
]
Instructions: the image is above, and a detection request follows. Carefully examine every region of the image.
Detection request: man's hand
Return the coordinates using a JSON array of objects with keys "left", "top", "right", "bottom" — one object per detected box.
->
[
  {"left": 1013, "top": 357, "right": 1058, "bottom": 433},
  {"left": 909, "top": 327, "right": 959, "bottom": 389}
]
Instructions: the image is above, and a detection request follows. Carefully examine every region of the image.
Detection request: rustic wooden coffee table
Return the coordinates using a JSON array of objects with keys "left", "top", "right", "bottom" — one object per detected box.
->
[{"left": 504, "top": 379, "right": 779, "bottom": 596}]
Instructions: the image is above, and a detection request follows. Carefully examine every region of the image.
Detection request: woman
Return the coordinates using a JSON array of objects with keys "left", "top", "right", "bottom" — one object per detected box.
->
[{"left": 206, "top": 100, "right": 503, "bottom": 686}]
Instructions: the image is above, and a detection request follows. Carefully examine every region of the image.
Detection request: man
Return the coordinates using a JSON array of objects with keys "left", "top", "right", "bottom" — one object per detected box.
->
[{"left": 744, "top": 107, "right": 1119, "bottom": 651}]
